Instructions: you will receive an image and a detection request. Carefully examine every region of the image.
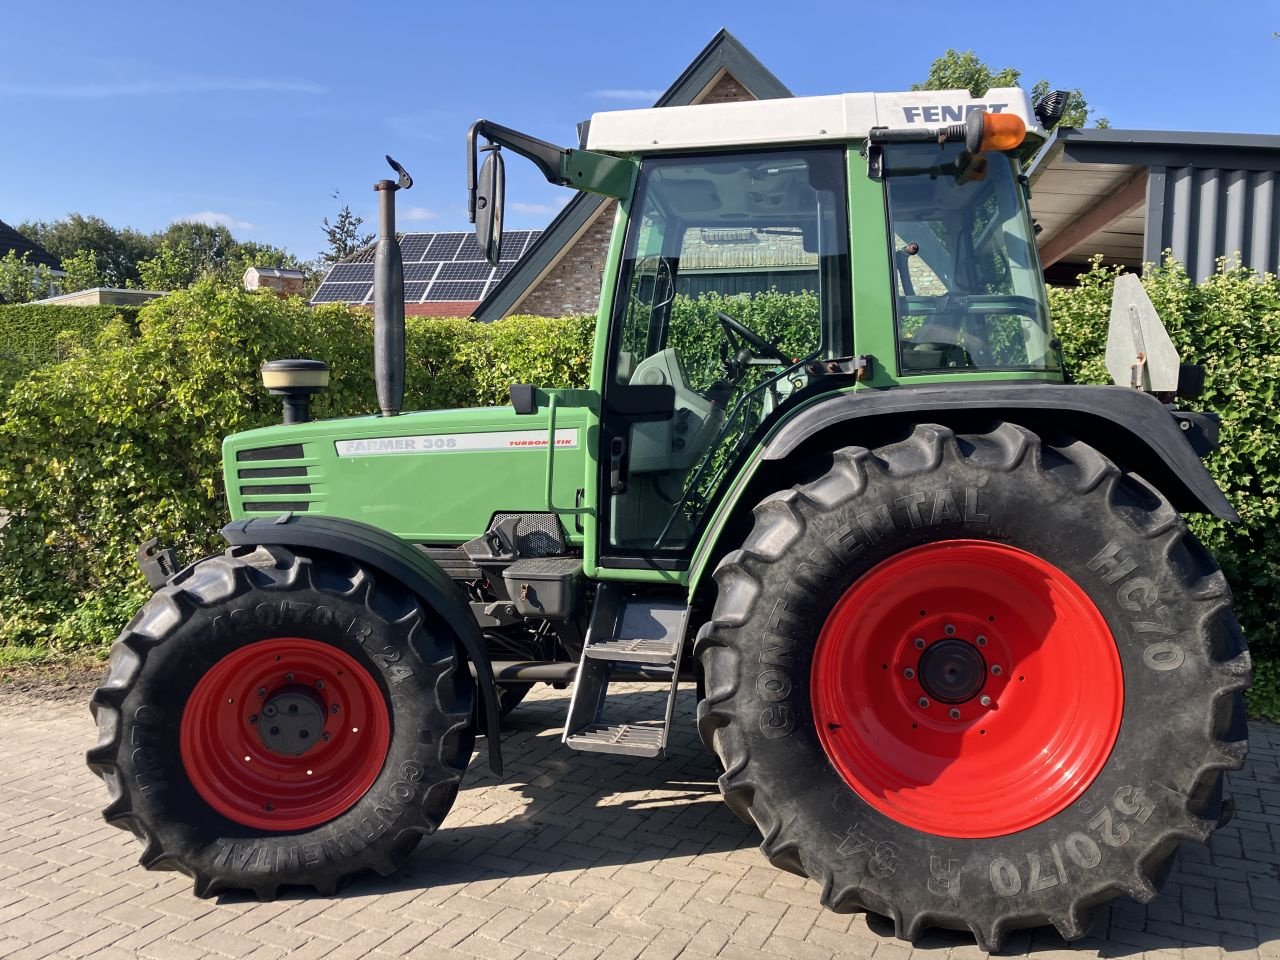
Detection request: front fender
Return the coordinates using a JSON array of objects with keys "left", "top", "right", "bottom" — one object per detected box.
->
[{"left": 222, "top": 514, "right": 503, "bottom": 775}]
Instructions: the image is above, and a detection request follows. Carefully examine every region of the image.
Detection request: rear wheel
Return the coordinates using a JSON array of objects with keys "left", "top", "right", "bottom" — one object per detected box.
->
[
  {"left": 88, "top": 544, "right": 474, "bottom": 899},
  {"left": 696, "top": 422, "right": 1250, "bottom": 949}
]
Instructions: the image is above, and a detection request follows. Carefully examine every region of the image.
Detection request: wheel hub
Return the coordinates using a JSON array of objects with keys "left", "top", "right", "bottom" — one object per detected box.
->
[
  {"left": 917, "top": 638, "right": 986, "bottom": 704},
  {"left": 811, "top": 539, "right": 1124, "bottom": 838},
  {"left": 180, "top": 637, "right": 391, "bottom": 831},
  {"left": 258, "top": 687, "right": 326, "bottom": 756}
]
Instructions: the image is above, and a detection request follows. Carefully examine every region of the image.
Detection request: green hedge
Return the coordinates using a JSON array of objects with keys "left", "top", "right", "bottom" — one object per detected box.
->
[
  {"left": 0, "top": 282, "right": 592, "bottom": 653},
  {"left": 1051, "top": 258, "right": 1280, "bottom": 718},
  {"left": 0, "top": 267, "right": 1276, "bottom": 718},
  {"left": 0, "top": 303, "right": 145, "bottom": 400},
  {"left": 0, "top": 303, "right": 144, "bottom": 365}
]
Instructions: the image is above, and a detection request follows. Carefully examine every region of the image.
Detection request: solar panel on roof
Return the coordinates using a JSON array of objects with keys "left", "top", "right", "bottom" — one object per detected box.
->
[
  {"left": 326, "top": 263, "right": 374, "bottom": 283},
  {"left": 310, "top": 229, "right": 541, "bottom": 306},
  {"left": 312, "top": 282, "right": 371, "bottom": 303},
  {"left": 428, "top": 280, "right": 485, "bottom": 301},
  {"left": 399, "top": 236, "right": 430, "bottom": 262},
  {"left": 424, "top": 234, "right": 465, "bottom": 260},
  {"left": 435, "top": 261, "right": 492, "bottom": 282},
  {"left": 499, "top": 231, "right": 531, "bottom": 260},
  {"left": 453, "top": 235, "right": 482, "bottom": 260},
  {"left": 403, "top": 262, "right": 437, "bottom": 282}
]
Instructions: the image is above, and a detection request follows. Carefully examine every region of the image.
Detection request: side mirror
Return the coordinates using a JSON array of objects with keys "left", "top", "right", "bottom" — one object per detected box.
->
[{"left": 475, "top": 147, "right": 505, "bottom": 266}]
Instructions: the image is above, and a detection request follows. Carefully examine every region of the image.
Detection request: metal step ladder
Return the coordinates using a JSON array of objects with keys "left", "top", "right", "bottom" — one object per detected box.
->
[{"left": 562, "top": 583, "right": 688, "bottom": 758}]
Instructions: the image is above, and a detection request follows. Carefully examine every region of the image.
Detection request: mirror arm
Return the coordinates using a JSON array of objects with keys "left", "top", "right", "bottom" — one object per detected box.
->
[
  {"left": 469, "top": 120, "right": 569, "bottom": 224},
  {"left": 468, "top": 119, "right": 636, "bottom": 222}
]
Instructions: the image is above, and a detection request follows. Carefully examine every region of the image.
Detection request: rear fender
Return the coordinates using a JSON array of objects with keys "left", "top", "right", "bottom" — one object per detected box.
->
[
  {"left": 689, "top": 383, "right": 1235, "bottom": 598},
  {"left": 222, "top": 514, "right": 502, "bottom": 775}
]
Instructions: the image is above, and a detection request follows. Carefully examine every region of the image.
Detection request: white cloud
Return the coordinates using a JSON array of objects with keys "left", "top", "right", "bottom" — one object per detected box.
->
[
  {"left": 0, "top": 77, "right": 325, "bottom": 99},
  {"left": 182, "top": 211, "right": 257, "bottom": 231},
  {"left": 402, "top": 207, "right": 439, "bottom": 222},
  {"left": 511, "top": 200, "right": 565, "bottom": 216},
  {"left": 592, "top": 88, "right": 663, "bottom": 102}
]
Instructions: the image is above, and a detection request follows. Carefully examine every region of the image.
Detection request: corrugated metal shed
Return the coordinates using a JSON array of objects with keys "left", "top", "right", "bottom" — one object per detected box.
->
[
  {"left": 1146, "top": 166, "right": 1279, "bottom": 280},
  {"left": 1028, "top": 129, "right": 1280, "bottom": 282}
]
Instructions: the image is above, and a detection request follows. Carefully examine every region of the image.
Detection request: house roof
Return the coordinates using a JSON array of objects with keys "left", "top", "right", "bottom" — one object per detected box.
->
[
  {"left": 473, "top": 28, "right": 792, "bottom": 322},
  {"left": 0, "top": 219, "right": 61, "bottom": 271}
]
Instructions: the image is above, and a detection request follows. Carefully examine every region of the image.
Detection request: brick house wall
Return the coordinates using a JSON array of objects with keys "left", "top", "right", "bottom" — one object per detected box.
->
[
  {"left": 512, "top": 71, "right": 758, "bottom": 318},
  {"left": 517, "top": 202, "right": 617, "bottom": 317}
]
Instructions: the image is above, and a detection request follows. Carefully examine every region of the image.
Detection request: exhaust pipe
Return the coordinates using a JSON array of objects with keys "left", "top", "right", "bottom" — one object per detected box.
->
[{"left": 373, "top": 155, "right": 413, "bottom": 417}]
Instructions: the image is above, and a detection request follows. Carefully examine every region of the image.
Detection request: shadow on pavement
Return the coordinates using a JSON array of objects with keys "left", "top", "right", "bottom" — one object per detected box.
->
[{"left": 228, "top": 686, "right": 1280, "bottom": 958}]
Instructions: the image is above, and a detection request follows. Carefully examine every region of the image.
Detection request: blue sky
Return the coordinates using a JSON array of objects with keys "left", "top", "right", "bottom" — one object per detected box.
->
[{"left": 1, "top": 1, "right": 1276, "bottom": 262}]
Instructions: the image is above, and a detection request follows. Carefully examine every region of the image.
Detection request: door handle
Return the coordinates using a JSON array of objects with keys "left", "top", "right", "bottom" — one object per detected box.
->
[{"left": 609, "top": 435, "right": 627, "bottom": 494}]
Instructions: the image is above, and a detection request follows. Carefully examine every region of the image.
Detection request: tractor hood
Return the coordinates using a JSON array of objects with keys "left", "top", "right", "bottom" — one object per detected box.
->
[{"left": 222, "top": 401, "right": 591, "bottom": 544}]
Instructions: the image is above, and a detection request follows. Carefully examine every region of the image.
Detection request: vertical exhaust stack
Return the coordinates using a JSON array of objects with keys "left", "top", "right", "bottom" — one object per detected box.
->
[{"left": 373, "top": 155, "right": 413, "bottom": 417}]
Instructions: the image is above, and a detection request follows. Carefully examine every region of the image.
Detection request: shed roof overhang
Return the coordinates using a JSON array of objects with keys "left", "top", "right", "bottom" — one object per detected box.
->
[{"left": 1027, "top": 127, "right": 1280, "bottom": 278}]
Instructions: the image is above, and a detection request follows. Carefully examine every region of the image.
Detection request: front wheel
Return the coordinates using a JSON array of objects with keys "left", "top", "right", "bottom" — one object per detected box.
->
[
  {"left": 696, "top": 422, "right": 1250, "bottom": 949},
  {"left": 87, "top": 544, "right": 475, "bottom": 899}
]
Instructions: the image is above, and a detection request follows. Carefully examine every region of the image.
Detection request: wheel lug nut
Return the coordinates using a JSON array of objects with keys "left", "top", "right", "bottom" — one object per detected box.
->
[
  {"left": 299, "top": 730, "right": 309, "bottom": 739},
  {"left": 949, "top": 708, "right": 961, "bottom": 720},
  {"left": 980, "top": 695, "right": 993, "bottom": 707},
  {"left": 903, "top": 668, "right": 915, "bottom": 679},
  {"left": 991, "top": 665, "right": 1003, "bottom": 676},
  {"left": 270, "top": 726, "right": 280, "bottom": 735},
  {"left": 918, "top": 697, "right": 930, "bottom": 708},
  {"left": 914, "top": 638, "right": 925, "bottom": 649},
  {"left": 321, "top": 732, "right": 331, "bottom": 742},
  {"left": 263, "top": 705, "right": 277, "bottom": 718},
  {"left": 976, "top": 635, "right": 987, "bottom": 646},
  {"left": 944, "top": 624, "right": 956, "bottom": 636},
  {"left": 283, "top": 673, "right": 294, "bottom": 683}
]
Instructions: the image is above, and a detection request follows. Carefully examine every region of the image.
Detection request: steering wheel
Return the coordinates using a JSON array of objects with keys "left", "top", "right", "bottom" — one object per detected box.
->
[{"left": 716, "top": 311, "right": 790, "bottom": 365}]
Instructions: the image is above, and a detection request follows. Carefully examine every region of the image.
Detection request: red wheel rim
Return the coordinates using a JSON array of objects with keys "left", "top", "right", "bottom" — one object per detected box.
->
[
  {"left": 812, "top": 540, "right": 1122, "bottom": 838},
  {"left": 180, "top": 638, "right": 391, "bottom": 830}
]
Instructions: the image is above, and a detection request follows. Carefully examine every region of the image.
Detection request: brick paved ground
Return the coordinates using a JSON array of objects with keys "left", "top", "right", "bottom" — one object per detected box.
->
[{"left": 1, "top": 684, "right": 1277, "bottom": 960}]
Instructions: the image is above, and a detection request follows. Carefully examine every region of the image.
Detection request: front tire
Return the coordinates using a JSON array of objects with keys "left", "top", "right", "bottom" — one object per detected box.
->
[
  {"left": 87, "top": 544, "right": 475, "bottom": 899},
  {"left": 696, "top": 422, "right": 1249, "bottom": 949}
]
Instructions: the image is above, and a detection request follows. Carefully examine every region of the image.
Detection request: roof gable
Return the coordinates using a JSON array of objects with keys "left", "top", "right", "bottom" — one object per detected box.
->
[{"left": 473, "top": 29, "right": 791, "bottom": 323}]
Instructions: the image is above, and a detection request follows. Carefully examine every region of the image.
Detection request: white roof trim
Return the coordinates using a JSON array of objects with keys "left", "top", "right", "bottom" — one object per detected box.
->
[{"left": 587, "top": 88, "right": 1043, "bottom": 153}]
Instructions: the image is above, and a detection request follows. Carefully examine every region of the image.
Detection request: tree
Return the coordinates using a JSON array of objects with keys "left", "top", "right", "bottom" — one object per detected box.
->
[
  {"left": 912, "top": 49, "right": 1021, "bottom": 98},
  {"left": 0, "top": 251, "right": 56, "bottom": 304},
  {"left": 59, "top": 250, "right": 104, "bottom": 294},
  {"left": 17, "top": 214, "right": 156, "bottom": 288},
  {"left": 320, "top": 192, "right": 374, "bottom": 265},
  {"left": 914, "top": 49, "right": 1108, "bottom": 128}
]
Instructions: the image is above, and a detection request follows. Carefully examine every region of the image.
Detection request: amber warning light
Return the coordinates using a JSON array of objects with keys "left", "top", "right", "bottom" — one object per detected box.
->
[{"left": 977, "top": 112, "right": 1027, "bottom": 152}]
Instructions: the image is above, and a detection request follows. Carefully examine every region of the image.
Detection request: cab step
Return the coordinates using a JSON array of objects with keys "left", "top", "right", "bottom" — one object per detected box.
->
[
  {"left": 565, "top": 722, "right": 666, "bottom": 758},
  {"left": 562, "top": 584, "right": 688, "bottom": 759}
]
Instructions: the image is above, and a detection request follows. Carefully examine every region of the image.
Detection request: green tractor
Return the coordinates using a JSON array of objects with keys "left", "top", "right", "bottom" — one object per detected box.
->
[{"left": 88, "top": 86, "right": 1250, "bottom": 949}]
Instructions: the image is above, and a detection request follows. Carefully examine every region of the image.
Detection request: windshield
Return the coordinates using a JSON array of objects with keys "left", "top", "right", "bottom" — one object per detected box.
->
[
  {"left": 604, "top": 148, "right": 849, "bottom": 555},
  {"left": 884, "top": 142, "right": 1057, "bottom": 373}
]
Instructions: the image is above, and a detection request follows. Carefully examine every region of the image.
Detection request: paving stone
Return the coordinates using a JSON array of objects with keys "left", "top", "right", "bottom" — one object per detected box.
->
[{"left": 0, "top": 689, "right": 1276, "bottom": 960}]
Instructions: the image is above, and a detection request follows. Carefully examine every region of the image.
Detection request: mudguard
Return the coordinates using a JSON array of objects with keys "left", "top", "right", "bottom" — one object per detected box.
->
[
  {"left": 762, "top": 383, "right": 1237, "bottom": 521},
  {"left": 222, "top": 514, "right": 503, "bottom": 775}
]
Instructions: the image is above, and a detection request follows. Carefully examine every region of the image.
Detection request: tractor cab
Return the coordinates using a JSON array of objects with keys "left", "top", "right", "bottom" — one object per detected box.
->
[{"left": 465, "top": 89, "right": 1060, "bottom": 566}]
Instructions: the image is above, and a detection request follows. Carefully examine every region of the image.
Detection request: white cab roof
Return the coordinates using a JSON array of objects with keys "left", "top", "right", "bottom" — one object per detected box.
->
[{"left": 586, "top": 87, "right": 1043, "bottom": 154}]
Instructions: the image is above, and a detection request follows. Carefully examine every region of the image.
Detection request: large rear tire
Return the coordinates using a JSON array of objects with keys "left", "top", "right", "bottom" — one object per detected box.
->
[
  {"left": 87, "top": 544, "right": 475, "bottom": 899},
  {"left": 696, "top": 422, "right": 1250, "bottom": 949}
]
